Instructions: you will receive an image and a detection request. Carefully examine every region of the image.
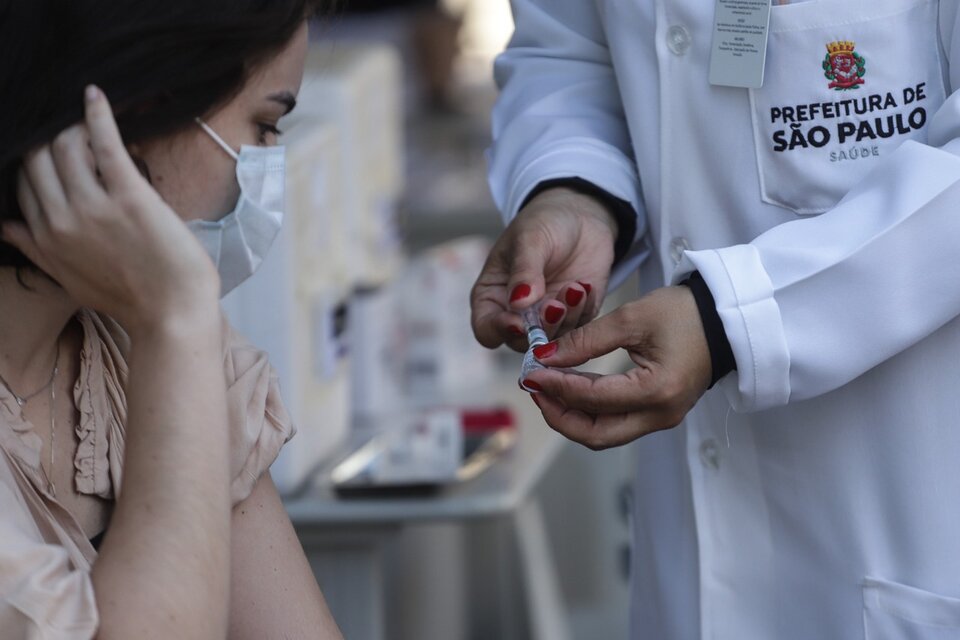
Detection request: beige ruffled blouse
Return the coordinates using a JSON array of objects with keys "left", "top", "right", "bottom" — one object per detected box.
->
[{"left": 0, "top": 309, "right": 295, "bottom": 639}]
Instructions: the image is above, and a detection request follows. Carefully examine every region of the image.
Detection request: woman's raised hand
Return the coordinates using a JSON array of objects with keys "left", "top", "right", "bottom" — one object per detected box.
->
[{"left": 2, "top": 86, "right": 218, "bottom": 332}]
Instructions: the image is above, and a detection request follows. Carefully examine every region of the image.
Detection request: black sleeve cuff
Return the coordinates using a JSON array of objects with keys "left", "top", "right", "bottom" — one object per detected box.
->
[
  {"left": 680, "top": 271, "right": 737, "bottom": 388},
  {"left": 521, "top": 177, "right": 638, "bottom": 266}
]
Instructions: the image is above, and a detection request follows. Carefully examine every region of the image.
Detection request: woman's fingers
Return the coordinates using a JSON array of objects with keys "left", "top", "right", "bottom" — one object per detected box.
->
[
  {"left": 525, "top": 367, "right": 658, "bottom": 415},
  {"left": 22, "top": 147, "right": 67, "bottom": 224},
  {"left": 0, "top": 222, "right": 53, "bottom": 275},
  {"left": 531, "top": 392, "right": 657, "bottom": 451},
  {"left": 23, "top": 125, "right": 104, "bottom": 245},
  {"left": 540, "top": 300, "right": 567, "bottom": 339},
  {"left": 10, "top": 173, "right": 58, "bottom": 276},
  {"left": 83, "top": 85, "right": 141, "bottom": 193},
  {"left": 502, "top": 312, "right": 534, "bottom": 353},
  {"left": 50, "top": 124, "right": 103, "bottom": 203},
  {"left": 531, "top": 309, "right": 629, "bottom": 370},
  {"left": 16, "top": 170, "right": 47, "bottom": 234},
  {"left": 556, "top": 282, "right": 588, "bottom": 333},
  {"left": 489, "top": 308, "right": 534, "bottom": 353},
  {"left": 529, "top": 283, "right": 591, "bottom": 341}
]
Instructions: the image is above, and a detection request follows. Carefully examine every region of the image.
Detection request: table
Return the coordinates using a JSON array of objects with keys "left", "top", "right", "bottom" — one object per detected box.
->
[{"left": 285, "top": 381, "right": 573, "bottom": 640}]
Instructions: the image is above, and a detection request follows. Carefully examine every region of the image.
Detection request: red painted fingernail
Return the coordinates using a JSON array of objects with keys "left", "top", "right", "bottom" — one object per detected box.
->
[
  {"left": 510, "top": 283, "right": 532, "bottom": 303},
  {"left": 508, "top": 325, "right": 524, "bottom": 336},
  {"left": 578, "top": 281, "right": 592, "bottom": 295},
  {"left": 533, "top": 342, "right": 558, "bottom": 360},
  {"left": 565, "top": 288, "right": 584, "bottom": 307},
  {"left": 544, "top": 305, "right": 564, "bottom": 325},
  {"left": 523, "top": 379, "right": 543, "bottom": 392}
]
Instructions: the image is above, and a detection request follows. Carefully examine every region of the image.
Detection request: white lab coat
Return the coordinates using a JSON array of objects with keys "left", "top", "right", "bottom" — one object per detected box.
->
[{"left": 489, "top": 0, "right": 960, "bottom": 638}]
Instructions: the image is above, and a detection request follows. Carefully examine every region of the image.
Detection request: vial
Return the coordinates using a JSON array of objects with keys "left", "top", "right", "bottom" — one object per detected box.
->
[{"left": 519, "top": 306, "right": 548, "bottom": 393}]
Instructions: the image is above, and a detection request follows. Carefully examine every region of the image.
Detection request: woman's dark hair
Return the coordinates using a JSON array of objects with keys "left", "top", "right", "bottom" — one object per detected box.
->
[{"left": 0, "top": 0, "right": 333, "bottom": 269}]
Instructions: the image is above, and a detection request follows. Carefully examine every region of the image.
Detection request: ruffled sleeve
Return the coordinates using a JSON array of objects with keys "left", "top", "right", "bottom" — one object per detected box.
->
[
  {"left": 220, "top": 314, "right": 296, "bottom": 504},
  {"left": 74, "top": 312, "right": 128, "bottom": 500},
  {"left": 85, "top": 310, "right": 295, "bottom": 505}
]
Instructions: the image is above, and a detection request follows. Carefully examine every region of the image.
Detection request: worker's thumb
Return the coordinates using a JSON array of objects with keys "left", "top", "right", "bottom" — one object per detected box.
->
[{"left": 532, "top": 312, "right": 627, "bottom": 368}]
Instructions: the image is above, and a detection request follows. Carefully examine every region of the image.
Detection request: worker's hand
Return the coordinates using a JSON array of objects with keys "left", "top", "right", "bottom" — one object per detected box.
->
[
  {"left": 2, "top": 86, "right": 219, "bottom": 333},
  {"left": 523, "top": 286, "right": 712, "bottom": 450},
  {"left": 471, "top": 187, "right": 620, "bottom": 352}
]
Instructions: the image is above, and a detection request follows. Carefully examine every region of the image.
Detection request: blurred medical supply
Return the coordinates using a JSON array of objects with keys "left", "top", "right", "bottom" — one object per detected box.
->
[
  {"left": 289, "top": 43, "right": 405, "bottom": 286},
  {"left": 349, "top": 235, "right": 498, "bottom": 415},
  {"left": 330, "top": 406, "right": 517, "bottom": 494},
  {"left": 331, "top": 408, "right": 464, "bottom": 491},
  {"left": 223, "top": 42, "right": 500, "bottom": 494},
  {"left": 222, "top": 6, "right": 635, "bottom": 636},
  {"left": 223, "top": 44, "right": 407, "bottom": 492},
  {"left": 397, "top": 238, "right": 497, "bottom": 404}
]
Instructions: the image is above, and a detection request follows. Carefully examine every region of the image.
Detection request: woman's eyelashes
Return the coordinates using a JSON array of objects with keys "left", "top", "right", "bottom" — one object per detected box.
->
[{"left": 256, "top": 122, "right": 283, "bottom": 145}]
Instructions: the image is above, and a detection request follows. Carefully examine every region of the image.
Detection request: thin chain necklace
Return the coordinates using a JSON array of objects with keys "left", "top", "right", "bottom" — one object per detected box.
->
[
  {"left": 0, "top": 341, "right": 59, "bottom": 407},
  {"left": 0, "top": 341, "right": 61, "bottom": 496}
]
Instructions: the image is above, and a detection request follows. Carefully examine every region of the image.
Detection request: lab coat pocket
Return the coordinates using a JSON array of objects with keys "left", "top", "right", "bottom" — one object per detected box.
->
[
  {"left": 863, "top": 577, "right": 960, "bottom": 640},
  {"left": 749, "top": 0, "right": 946, "bottom": 215}
]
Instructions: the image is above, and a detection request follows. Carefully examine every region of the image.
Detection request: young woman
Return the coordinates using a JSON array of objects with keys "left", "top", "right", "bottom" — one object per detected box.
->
[{"left": 0, "top": 2, "right": 342, "bottom": 638}]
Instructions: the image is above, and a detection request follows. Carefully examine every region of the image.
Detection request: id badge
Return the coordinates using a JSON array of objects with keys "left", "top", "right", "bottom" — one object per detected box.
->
[{"left": 709, "top": 0, "right": 773, "bottom": 89}]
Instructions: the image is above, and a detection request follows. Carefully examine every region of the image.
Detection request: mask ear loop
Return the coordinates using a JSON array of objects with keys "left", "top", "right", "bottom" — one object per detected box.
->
[{"left": 195, "top": 118, "right": 240, "bottom": 161}]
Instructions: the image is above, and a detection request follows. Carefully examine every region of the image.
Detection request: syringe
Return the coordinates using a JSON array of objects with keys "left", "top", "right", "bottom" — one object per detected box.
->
[{"left": 519, "top": 305, "right": 548, "bottom": 393}]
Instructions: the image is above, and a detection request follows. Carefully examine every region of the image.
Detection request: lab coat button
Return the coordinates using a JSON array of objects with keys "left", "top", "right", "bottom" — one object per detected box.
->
[
  {"left": 669, "top": 237, "right": 691, "bottom": 265},
  {"left": 699, "top": 439, "right": 720, "bottom": 470},
  {"left": 667, "top": 25, "right": 692, "bottom": 56}
]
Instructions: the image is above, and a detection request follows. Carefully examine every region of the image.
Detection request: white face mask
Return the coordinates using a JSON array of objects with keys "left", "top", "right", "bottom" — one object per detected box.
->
[{"left": 188, "top": 118, "right": 286, "bottom": 297}]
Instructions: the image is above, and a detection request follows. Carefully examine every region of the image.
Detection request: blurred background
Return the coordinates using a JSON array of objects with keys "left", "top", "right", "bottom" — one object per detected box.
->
[{"left": 221, "top": 1, "right": 641, "bottom": 637}]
